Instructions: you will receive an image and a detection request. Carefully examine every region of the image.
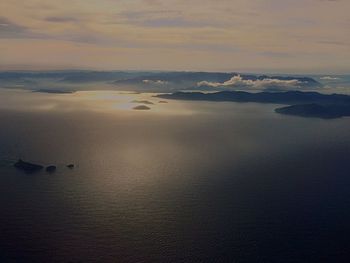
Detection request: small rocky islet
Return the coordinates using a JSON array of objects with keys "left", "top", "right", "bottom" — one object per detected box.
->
[
  {"left": 133, "top": 105, "right": 151, "bottom": 110},
  {"left": 14, "top": 159, "right": 75, "bottom": 174},
  {"left": 14, "top": 159, "right": 43, "bottom": 173}
]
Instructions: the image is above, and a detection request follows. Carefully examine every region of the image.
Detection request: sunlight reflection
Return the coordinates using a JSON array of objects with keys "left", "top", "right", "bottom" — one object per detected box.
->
[{"left": 0, "top": 89, "right": 195, "bottom": 115}]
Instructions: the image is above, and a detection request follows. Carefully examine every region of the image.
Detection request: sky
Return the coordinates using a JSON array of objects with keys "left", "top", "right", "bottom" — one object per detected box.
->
[{"left": 0, "top": 0, "right": 349, "bottom": 73}]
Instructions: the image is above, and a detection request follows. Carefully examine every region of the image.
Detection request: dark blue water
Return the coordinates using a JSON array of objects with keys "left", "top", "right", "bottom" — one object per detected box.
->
[{"left": 1, "top": 93, "right": 350, "bottom": 262}]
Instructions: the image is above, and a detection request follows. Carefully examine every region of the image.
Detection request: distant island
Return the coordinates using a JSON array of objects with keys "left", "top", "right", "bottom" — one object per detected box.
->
[
  {"left": 14, "top": 159, "right": 43, "bottom": 173},
  {"left": 275, "top": 104, "right": 350, "bottom": 119},
  {"left": 133, "top": 105, "right": 151, "bottom": 110},
  {"left": 34, "top": 89, "right": 75, "bottom": 94},
  {"left": 0, "top": 71, "right": 322, "bottom": 93},
  {"left": 157, "top": 91, "right": 350, "bottom": 119},
  {"left": 14, "top": 159, "right": 75, "bottom": 174},
  {"left": 114, "top": 72, "right": 321, "bottom": 88}
]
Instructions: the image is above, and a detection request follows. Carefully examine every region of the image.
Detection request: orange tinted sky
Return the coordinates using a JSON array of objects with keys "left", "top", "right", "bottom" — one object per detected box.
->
[{"left": 0, "top": 0, "right": 349, "bottom": 73}]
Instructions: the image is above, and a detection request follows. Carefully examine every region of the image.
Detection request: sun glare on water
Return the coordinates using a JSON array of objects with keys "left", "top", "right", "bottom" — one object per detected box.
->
[{"left": 0, "top": 89, "right": 194, "bottom": 115}]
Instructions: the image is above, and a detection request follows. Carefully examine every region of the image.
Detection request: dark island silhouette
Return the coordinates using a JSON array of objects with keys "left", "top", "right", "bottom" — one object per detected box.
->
[
  {"left": 14, "top": 159, "right": 43, "bottom": 173},
  {"left": 157, "top": 91, "right": 350, "bottom": 119},
  {"left": 133, "top": 105, "right": 151, "bottom": 110},
  {"left": 34, "top": 89, "right": 75, "bottom": 94},
  {"left": 14, "top": 159, "right": 76, "bottom": 173},
  {"left": 275, "top": 104, "right": 350, "bottom": 119}
]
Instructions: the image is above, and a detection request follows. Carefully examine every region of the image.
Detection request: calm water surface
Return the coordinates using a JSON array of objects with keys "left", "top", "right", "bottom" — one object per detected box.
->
[{"left": 0, "top": 90, "right": 350, "bottom": 262}]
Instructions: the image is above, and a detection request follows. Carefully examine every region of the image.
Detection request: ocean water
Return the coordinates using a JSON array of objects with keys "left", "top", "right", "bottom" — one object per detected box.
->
[{"left": 1, "top": 89, "right": 350, "bottom": 262}]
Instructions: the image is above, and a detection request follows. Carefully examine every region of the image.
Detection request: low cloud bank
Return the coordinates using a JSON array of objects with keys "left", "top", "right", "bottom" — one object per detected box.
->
[
  {"left": 320, "top": 76, "right": 339, "bottom": 80},
  {"left": 197, "top": 75, "right": 303, "bottom": 90},
  {"left": 142, "top": 79, "right": 168, "bottom": 85}
]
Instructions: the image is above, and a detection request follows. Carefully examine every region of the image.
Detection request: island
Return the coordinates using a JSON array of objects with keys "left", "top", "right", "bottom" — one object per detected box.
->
[
  {"left": 156, "top": 91, "right": 350, "bottom": 119},
  {"left": 34, "top": 89, "right": 75, "bottom": 94},
  {"left": 275, "top": 104, "right": 350, "bottom": 119},
  {"left": 133, "top": 105, "right": 151, "bottom": 110},
  {"left": 14, "top": 159, "right": 44, "bottom": 173}
]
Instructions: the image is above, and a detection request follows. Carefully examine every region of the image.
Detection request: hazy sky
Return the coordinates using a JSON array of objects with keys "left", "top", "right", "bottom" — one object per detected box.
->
[{"left": 0, "top": 0, "right": 349, "bottom": 73}]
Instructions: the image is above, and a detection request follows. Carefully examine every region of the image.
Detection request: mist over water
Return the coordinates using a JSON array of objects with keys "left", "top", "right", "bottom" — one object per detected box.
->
[{"left": 1, "top": 89, "right": 350, "bottom": 262}]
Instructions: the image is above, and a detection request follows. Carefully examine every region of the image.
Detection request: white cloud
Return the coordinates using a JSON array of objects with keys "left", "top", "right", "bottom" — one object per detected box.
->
[
  {"left": 197, "top": 75, "right": 303, "bottom": 90},
  {"left": 320, "top": 76, "right": 339, "bottom": 80},
  {"left": 142, "top": 79, "right": 168, "bottom": 85}
]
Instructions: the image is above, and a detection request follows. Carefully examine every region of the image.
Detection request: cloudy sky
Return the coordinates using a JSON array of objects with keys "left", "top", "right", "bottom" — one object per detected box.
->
[{"left": 0, "top": 0, "right": 349, "bottom": 73}]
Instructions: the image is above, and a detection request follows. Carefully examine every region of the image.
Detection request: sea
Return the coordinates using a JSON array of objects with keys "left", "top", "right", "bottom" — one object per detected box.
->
[{"left": 0, "top": 84, "right": 350, "bottom": 262}]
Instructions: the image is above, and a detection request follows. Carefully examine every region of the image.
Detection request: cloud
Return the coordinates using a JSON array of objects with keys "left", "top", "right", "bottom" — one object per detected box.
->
[
  {"left": 0, "top": 17, "right": 29, "bottom": 38},
  {"left": 197, "top": 75, "right": 303, "bottom": 90},
  {"left": 0, "top": 16, "right": 46, "bottom": 39},
  {"left": 135, "top": 17, "right": 205, "bottom": 28},
  {"left": 114, "top": 10, "right": 216, "bottom": 28},
  {"left": 0, "top": 16, "right": 106, "bottom": 44},
  {"left": 320, "top": 76, "right": 339, "bottom": 80},
  {"left": 142, "top": 79, "right": 169, "bottom": 85},
  {"left": 45, "top": 16, "right": 78, "bottom": 23},
  {"left": 1, "top": 0, "right": 350, "bottom": 72}
]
